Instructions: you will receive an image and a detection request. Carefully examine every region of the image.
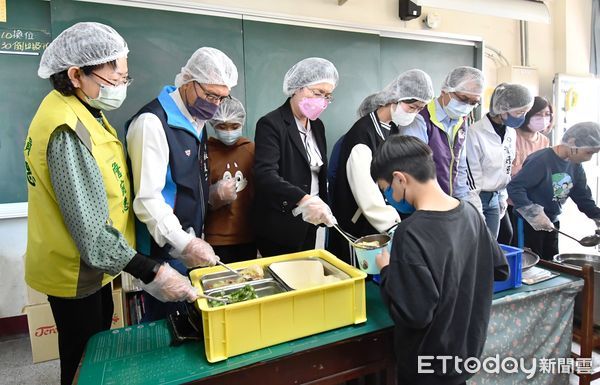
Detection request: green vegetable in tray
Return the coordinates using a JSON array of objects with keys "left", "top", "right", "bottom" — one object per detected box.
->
[{"left": 208, "top": 285, "right": 258, "bottom": 307}]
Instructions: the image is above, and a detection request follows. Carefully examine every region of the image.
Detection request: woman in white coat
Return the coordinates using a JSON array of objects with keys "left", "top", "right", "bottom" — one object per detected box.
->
[{"left": 465, "top": 83, "right": 533, "bottom": 238}]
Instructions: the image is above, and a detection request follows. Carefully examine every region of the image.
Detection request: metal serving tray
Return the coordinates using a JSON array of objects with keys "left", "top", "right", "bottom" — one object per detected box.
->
[
  {"left": 200, "top": 268, "right": 274, "bottom": 291},
  {"left": 204, "top": 279, "right": 288, "bottom": 307}
]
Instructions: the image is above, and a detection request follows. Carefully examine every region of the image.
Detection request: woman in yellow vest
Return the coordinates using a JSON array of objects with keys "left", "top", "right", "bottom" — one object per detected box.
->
[{"left": 24, "top": 22, "right": 199, "bottom": 385}]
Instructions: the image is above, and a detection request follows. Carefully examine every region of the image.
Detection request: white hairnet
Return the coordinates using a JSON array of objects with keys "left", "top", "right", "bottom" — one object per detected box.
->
[
  {"left": 174, "top": 47, "right": 238, "bottom": 89},
  {"left": 561, "top": 122, "right": 600, "bottom": 148},
  {"left": 356, "top": 69, "right": 434, "bottom": 116},
  {"left": 376, "top": 69, "right": 434, "bottom": 105},
  {"left": 282, "top": 57, "right": 339, "bottom": 96},
  {"left": 38, "top": 22, "right": 128, "bottom": 79},
  {"left": 441, "top": 66, "right": 485, "bottom": 96},
  {"left": 209, "top": 96, "right": 246, "bottom": 127},
  {"left": 357, "top": 93, "right": 380, "bottom": 117},
  {"left": 489, "top": 83, "right": 533, "bottom": 116}
]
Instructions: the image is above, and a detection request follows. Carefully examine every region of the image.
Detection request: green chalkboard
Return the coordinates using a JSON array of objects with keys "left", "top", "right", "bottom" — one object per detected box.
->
[
  {"left": 0, "top": 0, "right": 51, "bottom": 204},
  {"left": 243, "top": 20, "right": 381, "bottom": 151},
  {"left": 50, "top": 0, "right": 245, "bottom": 142},
  {"left": 380, "top": 37, "right": 477, "bottom": 95},
  {"left": 0, "top": 0, "right": 480, "bottom": 204}
]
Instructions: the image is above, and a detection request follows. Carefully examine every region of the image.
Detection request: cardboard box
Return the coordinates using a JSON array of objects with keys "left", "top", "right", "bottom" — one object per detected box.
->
[
  {"left": 24, "top": 288, "right": 125, "bottom": 363},
  {"left": 111, "top": 289, "right": 124, "bottom": 329},
  {"left": 24, "top": 303, "right": 59, "bottom": 363},
  {"left": 26, "top": 285, "right": 48, "bottom": 306}
]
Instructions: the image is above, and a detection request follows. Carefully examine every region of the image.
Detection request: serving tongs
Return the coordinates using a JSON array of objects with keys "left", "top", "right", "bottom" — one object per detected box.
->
[
  {"left": 216, "top": 260, "right": 256, "bottom": 282},
  {"left": 198, "top": 292, "right": 230, "bottom": 304},
  {"left": 332, "top": 223, "right": 360, "bottom": 246},
  {"left": 216, "top": 260, "right": 244, "bottom": 277}
]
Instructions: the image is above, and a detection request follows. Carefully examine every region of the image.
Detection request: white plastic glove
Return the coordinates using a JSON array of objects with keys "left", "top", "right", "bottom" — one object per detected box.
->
[
  {"left": 293, "top": 196, "right": 337, "bottom": 227},
  {"left": 142, "top": 264, "right": 199, "bottom": 303},
  {"left": 517, "top": 204, "right": 555, "bottom": 232},
  {"left": 208, "top": 179, "right": 237, "bottom": 209},
  {"left": 498, "top": 198, "right": 508, "bottom": 218},
  {"left": 179, "top": 237, "right": 219, "bottom": 268}
]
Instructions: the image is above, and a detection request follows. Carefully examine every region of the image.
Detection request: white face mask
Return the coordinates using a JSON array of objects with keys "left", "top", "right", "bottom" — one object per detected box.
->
[
  {"left": 86, "top": 83, "right": 127, "bottom": 111},
  {"left": 444, "top": 97, "right": 475, "bottom": 119},
  {"left": 215, "top": 127, "right": 243, "bottom": 146},
  {"left": 390, "top": 103, "right": 417, "bottom": 127}
]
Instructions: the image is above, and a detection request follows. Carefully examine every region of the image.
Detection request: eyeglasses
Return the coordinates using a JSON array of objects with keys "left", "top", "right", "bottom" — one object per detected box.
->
[
  {"left": 92, "top": 72, "right": 133, "bottom": 87},
  {"left": 195, "top": 83, "right": 231, "bottom": 104},
  {"left": 451, "top": 92, "right": 480, "bottom": 106},
  {"left": 306, "top": 87, "right": 334, "bottom": 103}
]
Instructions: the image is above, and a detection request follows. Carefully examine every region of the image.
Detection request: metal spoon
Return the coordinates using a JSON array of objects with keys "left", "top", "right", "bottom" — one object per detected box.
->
[{"left": 554, "top": 228, "right": 600, "bottom": 247}]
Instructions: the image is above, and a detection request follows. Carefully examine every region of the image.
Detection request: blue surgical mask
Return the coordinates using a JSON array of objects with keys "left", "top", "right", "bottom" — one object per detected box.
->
[
  {"left": 503, "top": 113, "right": 527, "bottom": 128},
  {"left": 444, "top": 98, "right": 475, "bottom": 119},
  {"left": 384, "top": 186, "right": 415, "bottom": 214},
  {"left": 215, "top": 127, "right": 242, "bottom": 146}
]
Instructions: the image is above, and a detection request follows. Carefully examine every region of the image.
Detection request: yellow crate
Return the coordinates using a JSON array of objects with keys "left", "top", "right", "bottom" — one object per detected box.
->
[{"left": 190, "top": 249, "right": 367, "bottom": 363}]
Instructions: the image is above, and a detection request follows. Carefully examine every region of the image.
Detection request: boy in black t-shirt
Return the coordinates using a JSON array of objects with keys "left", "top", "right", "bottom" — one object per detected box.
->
[{"left": 370, "top": 135, "right": 509, "bottom": 385}]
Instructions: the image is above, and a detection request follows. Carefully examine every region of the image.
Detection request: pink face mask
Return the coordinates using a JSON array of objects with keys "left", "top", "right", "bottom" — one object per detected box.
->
[
  {"left": 528, "top": 115, "right": 551, "bottom": 132},
  {"left": 298, "top": 97, "right": 328, "bottom": 120}
]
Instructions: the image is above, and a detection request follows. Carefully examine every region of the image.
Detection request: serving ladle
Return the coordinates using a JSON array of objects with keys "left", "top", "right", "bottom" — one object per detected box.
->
[{"left": 554, "top": 228, "right": 600, "bottom": 247}]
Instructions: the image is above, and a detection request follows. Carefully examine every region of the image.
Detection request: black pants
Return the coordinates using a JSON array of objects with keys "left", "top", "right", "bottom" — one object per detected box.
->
[
  {"left": 516, "top": 215, "right": 560, "bottom": 260},
  {"left": 257, "top": 227, "right": 317, "bottom": 257},
  {"left": 48, "top": 284, "right": 113, "bottom": 385},
  {"left": 213, "top": 242, "right": 257, "bottom": 263},
  {"left": 497, "top": 210, "right": 513, "bottom": 245}
]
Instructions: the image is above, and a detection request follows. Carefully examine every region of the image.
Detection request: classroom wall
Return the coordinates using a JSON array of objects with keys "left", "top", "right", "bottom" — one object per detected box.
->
[{"left": 186, "top": 0, "right": 557, "bottom": 98}]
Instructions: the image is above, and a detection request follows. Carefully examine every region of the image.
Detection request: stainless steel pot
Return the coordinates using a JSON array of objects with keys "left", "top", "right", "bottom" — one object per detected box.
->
[{"left": 553, "top": 253, "right": 600, "bottom": 326}]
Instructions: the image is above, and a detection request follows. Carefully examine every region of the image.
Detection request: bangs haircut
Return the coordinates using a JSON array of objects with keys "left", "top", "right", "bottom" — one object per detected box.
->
[{"left": 370, "top": 135, "right": 436, "bottom": 184}]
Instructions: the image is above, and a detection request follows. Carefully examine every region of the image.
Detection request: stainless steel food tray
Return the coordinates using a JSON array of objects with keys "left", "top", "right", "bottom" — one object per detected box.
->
[
  {"left": 200, "top": 268, "right": 273, "bottom": 291},
  {"left": 204, "top": 279, "right": 288, "bottom": 307}
]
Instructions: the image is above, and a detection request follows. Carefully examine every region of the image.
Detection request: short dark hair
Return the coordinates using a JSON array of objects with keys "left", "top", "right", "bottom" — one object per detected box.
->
[
  {"left": 518, "top": 96, "right": 552, "bottom": 130},
  {"left": 400, "top": 98, "right": 419, "bottom": 104},
  {"left": 370, "top": 135, "right": 436, "bottom": 184},
  {"left": 49, "top": 60, "right": 117, "bottom": 96}
]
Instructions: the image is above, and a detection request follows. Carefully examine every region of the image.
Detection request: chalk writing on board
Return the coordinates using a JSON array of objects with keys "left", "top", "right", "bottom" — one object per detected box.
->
[{"left": 0, "top": 28, "right": 50, "bottom": 55}]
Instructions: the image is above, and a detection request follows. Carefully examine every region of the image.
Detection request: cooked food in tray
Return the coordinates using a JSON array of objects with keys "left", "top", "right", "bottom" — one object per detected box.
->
[
  {"left": 208, "top": 284, "right": 258, "bottom": 307},
  {"left": 203, "top": 265, "right": 265, "bottom": 290}
]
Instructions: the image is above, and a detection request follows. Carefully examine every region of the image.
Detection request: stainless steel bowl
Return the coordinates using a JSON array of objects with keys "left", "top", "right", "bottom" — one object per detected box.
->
[
  {"left": 522, "top": 248, "right": 540, "bottom": 272},
  {"left": 553, "top": 253, "right": 600, "bottom": 270}
]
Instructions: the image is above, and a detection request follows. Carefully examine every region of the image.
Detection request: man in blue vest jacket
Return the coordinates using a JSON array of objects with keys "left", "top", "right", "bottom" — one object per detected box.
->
[{"left": 127, "top": 47, "right": 238, "bottom": 321}]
